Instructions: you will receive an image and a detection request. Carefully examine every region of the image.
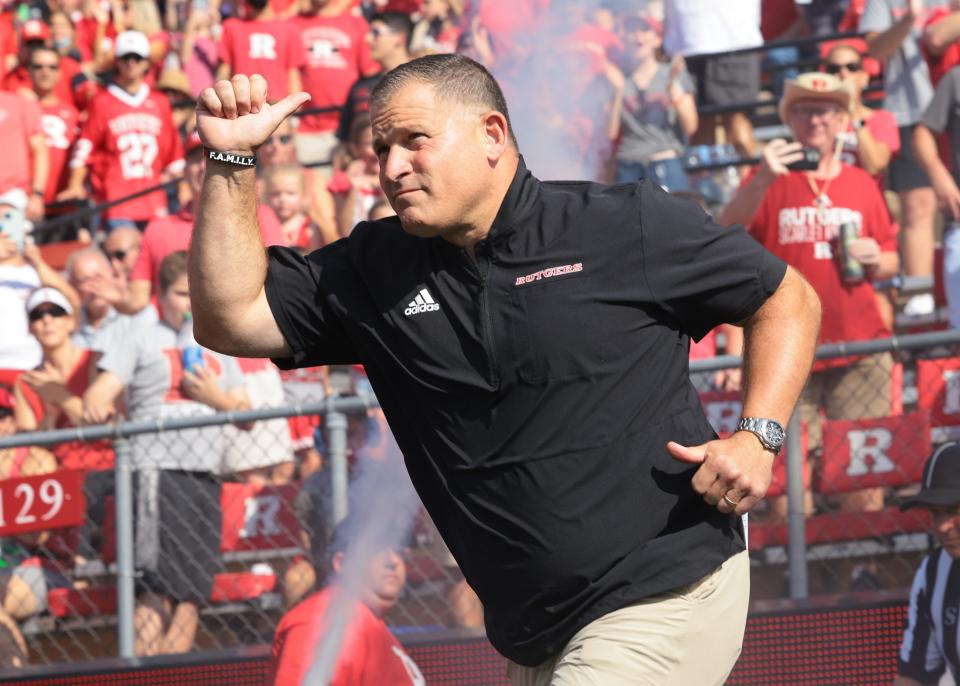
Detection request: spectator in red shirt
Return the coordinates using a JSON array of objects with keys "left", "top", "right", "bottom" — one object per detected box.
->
[
  {"left": 270, "top": 515, "right": 424, "bottom": 686},
  {"left": 217, "top": 0, "right": 305, "bottom": 102},
  {"left": 2, "top": 20, "right": 81, "bottom": 106},
  {"left": 722, "top": 72, "right": 899, "bottom": 521},
  {"left": 824, "top": 43, "right": 901, "bottom": 187},
  {"left": 294, "top": 0, "right": 379, "bottom": 166},
  {"left": 0, "top": 91, "right": 48, "bottom": 223},
  {"left": 13, "top": 287, "right": 117, "bottom": 560},
  {"left": 28, "top": 46, "right": 80, "bottom": 207},
  {"left": 60, "top": 30, "right": 185, "bottom": 231}
]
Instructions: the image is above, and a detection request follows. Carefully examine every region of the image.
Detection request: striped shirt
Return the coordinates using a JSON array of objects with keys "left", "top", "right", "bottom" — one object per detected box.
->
[{"left": 899, "top": 548, "right": 960, "bottom": 683}]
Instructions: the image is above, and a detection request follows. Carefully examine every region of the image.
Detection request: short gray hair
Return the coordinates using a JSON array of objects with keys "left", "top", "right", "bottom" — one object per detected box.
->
[{"left": 370, "top": 54, "right": 518, "bottom": 149}]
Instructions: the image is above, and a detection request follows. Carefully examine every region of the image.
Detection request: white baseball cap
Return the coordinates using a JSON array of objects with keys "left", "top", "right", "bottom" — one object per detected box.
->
[
  {"left": 26, "top": 287, "right": 74, "bottom": 316},
  {"left": 0, "top": 188, "right": 27, "bottom": 212},
  {"left": 114, "top": 30, "right": 150, "bottom": 59}
]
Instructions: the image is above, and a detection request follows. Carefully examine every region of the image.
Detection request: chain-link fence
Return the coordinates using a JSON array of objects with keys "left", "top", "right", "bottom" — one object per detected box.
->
[
  {"left": 0, "top": 332, "right": 956, "bottom": 675},
  {"left": 693, "top": 330, "right": 960, "bottom": 606}
]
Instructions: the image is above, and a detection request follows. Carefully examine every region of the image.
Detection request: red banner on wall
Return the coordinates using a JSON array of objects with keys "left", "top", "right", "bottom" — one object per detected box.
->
[
  {"left": 917, "top": 357, "right": 960, "bottom": 427},
  {"left": 820, "top": 411, "right": 930, "bottom": 492},
  {"left": 0, "top": 470, "right": 86, "bottom": 537}
]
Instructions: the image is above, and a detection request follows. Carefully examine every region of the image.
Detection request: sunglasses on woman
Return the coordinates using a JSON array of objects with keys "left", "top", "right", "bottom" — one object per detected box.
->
[{"left": 28, "top": 305, "right": 69, "bottom": 322}]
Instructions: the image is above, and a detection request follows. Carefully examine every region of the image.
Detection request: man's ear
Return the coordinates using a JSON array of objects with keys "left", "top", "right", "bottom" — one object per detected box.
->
[{"left": 480, "top": 110, "right": 510, "bottom": 161}]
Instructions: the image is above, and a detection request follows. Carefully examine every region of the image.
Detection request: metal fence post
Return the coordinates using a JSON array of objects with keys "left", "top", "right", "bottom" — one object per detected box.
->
[
  {"left": 326, "top": 407, "right": 349, "bottom": 525},
  {"left": 113, "top": 436, "right": 136, "bottom": 658},
  {"left": 785, "top": 411, "right": 808, "bottom": 599}
]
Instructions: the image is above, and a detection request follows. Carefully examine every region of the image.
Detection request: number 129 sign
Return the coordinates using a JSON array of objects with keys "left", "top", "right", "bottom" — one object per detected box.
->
[{"left": 0, "top": 471, "right": 86, "bottom": 537}]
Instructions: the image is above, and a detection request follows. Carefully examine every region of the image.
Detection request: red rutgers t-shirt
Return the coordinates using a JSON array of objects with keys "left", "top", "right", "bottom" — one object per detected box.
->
[
  {"left": 269, "top": 586, "right": 424, "bottom": 686},
  {"left": 294, "top": 12, "right": 378, "bottom": 133},
  {"left": 219, "top": 17, "right": 306, "bottom": 101},
  {"left": 69, "top": 84, "right": 185, "bottom": 220},
  {"left": 747, "top": 165, "right": 897, "bottom": 370},
  {"left": 39, "top": 98, "right": 80, "bottom": 203}
]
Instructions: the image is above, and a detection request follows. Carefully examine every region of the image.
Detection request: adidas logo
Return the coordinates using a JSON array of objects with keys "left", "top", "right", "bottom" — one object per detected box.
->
[{"left": 404, "top": 288, "right": 440, "bottom": 316}]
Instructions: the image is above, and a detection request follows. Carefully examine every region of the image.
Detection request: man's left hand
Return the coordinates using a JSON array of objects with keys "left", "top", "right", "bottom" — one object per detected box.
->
[
  {"left": 847, "top": 237, "right": 881, "bottom": 267},
  {"left": 181, "top": 365, "right": 223, "bottom": 408},
  {"left": 667, "top": 431, "right": 775, "bottom": 515}
]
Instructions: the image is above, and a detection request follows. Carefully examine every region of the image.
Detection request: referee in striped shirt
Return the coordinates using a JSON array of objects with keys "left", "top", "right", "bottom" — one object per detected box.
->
[{"left": 896, "top": 442, "right": 960, "bottom": 686}]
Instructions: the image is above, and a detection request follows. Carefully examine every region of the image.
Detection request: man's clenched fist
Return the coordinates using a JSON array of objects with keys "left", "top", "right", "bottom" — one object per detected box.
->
[{"left": 196, "top": 74, "right": 310, "bottom": 156}]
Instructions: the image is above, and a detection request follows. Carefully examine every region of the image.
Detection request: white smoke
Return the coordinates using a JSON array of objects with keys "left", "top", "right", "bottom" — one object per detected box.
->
[
  {"left": 301, "top": 414, "right": 421, "bottom": 686},
  {"left": 471, "top": 0, "right": 621, "bottom": 181}
]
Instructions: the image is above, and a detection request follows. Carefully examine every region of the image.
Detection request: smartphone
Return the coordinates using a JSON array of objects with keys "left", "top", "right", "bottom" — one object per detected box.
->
[
  {"left": 0, "top": 207, "right": 25, "bottom": 252},
  {"left": 786, "top": 147, "right": 821, "bottom": 171}
]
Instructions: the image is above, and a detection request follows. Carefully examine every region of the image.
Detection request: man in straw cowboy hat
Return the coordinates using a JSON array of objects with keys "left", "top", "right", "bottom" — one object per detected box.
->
[{"left": 723, "top": 72, "right": 900, "bottom": 533}]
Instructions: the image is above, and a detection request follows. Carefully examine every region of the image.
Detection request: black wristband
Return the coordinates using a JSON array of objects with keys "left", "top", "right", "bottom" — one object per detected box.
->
[{"left": 205, "top": 148, "right": 257, "bottom": 168}]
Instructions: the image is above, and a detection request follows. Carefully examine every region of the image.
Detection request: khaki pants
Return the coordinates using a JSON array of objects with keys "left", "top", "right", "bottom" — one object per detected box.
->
[{"left": 507, "top": 550, "right": 750, "bottom": 686}]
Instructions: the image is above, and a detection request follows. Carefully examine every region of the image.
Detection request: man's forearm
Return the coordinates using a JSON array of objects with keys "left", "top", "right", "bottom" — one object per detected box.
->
[
  {"left": 191, "top": 163, "right": 264, "bottom": 345},
  {"left": 740, "top": 267, "right": 822, "bottom": 425},
  {"left": 866, "top": 16, "right": 916, "bottom": 61}
]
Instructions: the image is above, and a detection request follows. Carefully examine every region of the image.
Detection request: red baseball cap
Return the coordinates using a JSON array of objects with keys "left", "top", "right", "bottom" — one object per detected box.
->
[{"left": 20, "top": 19, "right": 50, "bottom": 44}]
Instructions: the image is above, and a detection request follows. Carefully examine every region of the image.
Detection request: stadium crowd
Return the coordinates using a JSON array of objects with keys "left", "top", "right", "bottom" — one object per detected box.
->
[{"left": 0, "top": 0, "right": 957, "bottom": 673}]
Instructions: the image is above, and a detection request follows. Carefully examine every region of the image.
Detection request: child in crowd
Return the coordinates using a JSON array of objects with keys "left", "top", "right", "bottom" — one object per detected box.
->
[{"left": 264, "top": 165, "right": 323, "bottom": 253}]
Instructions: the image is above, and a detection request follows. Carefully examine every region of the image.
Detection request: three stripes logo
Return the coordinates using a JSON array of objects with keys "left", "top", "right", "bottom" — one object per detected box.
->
[{"left": 404, "top": 288, "right": 440, "bottom": 316}]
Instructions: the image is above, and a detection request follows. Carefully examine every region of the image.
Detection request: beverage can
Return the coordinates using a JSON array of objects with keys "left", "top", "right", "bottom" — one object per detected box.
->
[
  {"left": 182, "top": 346, "right": 204, "bottom": 374},
  {"left": 838, "top": 222, "right": 864, "bottom": 284}
]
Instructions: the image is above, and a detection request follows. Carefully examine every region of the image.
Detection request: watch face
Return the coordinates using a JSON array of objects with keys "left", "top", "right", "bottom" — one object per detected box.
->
[{"left": 763, "top": 422, "right": 785, "bottom": 445}]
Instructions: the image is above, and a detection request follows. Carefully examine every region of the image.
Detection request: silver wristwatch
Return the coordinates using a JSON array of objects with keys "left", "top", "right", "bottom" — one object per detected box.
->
[{"left": 736, "top": 417, "right": 785, "bottom": 454}]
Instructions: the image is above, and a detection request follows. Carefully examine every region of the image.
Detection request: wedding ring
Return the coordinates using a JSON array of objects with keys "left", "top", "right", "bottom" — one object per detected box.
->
[{"left": 722, "top": 492, "right": 740, "bottom": 507}]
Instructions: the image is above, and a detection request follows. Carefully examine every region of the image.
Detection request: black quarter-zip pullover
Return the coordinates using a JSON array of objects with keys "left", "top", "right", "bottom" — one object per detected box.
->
[{"left": 265, "top": 158, "right": 787, "bottom": 665}]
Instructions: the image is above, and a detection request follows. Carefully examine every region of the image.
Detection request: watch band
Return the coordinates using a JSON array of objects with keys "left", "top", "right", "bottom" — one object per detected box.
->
[
  {"left": 205, "top": 148, "right": 256, "bottom": 168},
  {"left": 736, "top": 417, "right": 785, "bottom": 454}
]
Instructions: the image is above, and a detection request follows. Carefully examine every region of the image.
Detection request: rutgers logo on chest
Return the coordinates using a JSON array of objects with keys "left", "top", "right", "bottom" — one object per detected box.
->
[
  {"left": 777, "top": 206, "right": 864, "bottom": 262},
  {"left": 249, "top": 33, "right": 277, "bottom": 59}
]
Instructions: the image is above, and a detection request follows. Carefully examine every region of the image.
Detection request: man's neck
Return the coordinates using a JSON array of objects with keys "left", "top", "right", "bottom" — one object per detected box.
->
[
  {"left": 35, "top": 89, "right": 56, "bottom": 105},
  {"left": 46, "top": 342, "right": 78, "bottom": 373},
  {"left": 115, "top": 78, "right": 143, "bottom": 95},
  {"left": 446, "top": 155, "right": 520, "bottom": 256},
  {"left": 811, "top": 150, "right": 841, "bottom": 180}
]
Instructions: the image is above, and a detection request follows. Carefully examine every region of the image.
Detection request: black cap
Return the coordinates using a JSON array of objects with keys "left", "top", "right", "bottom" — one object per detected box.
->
[{"left": 901, "top": 442, "right": 960, "bottom": 510}]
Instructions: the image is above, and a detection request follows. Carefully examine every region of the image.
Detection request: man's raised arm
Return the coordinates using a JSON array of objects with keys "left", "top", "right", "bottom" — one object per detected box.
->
[{"left": 188, "top": 74, "right": 310, "bottom": 358}]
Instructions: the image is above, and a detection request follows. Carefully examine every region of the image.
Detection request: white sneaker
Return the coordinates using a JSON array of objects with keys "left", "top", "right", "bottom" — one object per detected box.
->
[{"left": 903, "top": 293, "right": 936, "bottom": 317}]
